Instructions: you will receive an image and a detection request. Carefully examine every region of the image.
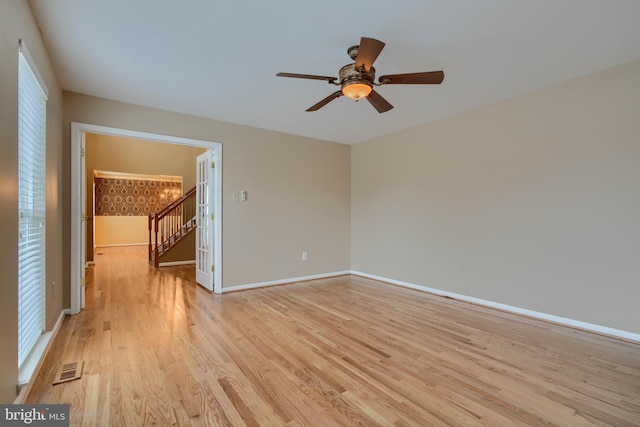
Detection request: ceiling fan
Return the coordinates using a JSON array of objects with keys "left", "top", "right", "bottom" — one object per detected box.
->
[{"left": 276, "top": 37, "right": 444, "bottom": 113}]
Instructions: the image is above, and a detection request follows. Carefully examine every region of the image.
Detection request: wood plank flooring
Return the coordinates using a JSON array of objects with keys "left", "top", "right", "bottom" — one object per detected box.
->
[{"left": 27, "top": 246, "right": 640, "bottom": 426}]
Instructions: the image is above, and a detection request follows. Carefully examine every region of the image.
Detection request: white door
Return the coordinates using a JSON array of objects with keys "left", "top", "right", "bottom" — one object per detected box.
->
[
  {"left": 80, "top": 134, "right": 87, "bottom": 309},
  {"left": 195, "top": 150, "right": 215, "bottom": 291}
]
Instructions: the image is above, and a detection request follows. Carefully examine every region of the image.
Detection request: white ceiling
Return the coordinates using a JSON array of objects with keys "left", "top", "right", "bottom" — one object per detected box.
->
[{"left": 29, "top": 0, "right": 640, "bottom": 145}]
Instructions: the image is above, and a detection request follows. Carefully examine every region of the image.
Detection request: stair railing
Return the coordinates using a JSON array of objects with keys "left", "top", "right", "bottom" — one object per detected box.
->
[{"left": 148, "top": 187, "right": 196, "bottom": 266}]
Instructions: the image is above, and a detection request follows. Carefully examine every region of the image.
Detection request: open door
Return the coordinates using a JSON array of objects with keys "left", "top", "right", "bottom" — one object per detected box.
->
[
  {"left": 195, "top": 150, "right": 215, "bottom": 291},
  {"left": 80, "top": 134, "right": 86, "bottom": 309},
  {"left": 70, "top": 124, "right": 88, "bottom": 314}
]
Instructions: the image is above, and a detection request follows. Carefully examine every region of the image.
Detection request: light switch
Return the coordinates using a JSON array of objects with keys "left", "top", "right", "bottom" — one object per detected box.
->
[{"left": 240, "top": 190, "right": 247, "bottom": 201}]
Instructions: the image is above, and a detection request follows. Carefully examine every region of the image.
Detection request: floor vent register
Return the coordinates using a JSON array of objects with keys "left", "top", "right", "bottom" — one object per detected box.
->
[{"left": 53, "top": 361, "right": 84, "bottom": 385}]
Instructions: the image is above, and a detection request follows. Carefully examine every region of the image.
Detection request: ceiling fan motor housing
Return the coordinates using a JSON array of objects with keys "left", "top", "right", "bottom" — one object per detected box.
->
[{"left": 347, "top": 45, "right": 360, "bottom": 60}]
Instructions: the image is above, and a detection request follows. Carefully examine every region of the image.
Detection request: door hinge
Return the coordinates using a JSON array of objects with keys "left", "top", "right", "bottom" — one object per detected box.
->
[
  {"left": 81, "top": 148, "right": 85, "bottom": 157},
  {"left": 211, "top": 265, "right": 215, "bottom": 272},
  {"left": 81, "top": 212, "right": 86, "bottom": 222},
  {"left": 211, "top": 161, "right": 215, "bottom": 168},
  {"left": 210, "top": 213, "right": 214, "bottom": 220},
  {"left": 80, "top": 278, "right": 85, "bottom": 286}
]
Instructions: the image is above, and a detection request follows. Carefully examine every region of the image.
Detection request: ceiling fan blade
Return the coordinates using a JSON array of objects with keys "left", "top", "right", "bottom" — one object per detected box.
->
[
  {"left": 277, "top": 72, "right": 338, "bottom": 83},
  {"left": 378, "top": 71, "right": 445, "bottom": 85},
  {"left": 355, "top": 37, "right": 385, "bottom": 71},
  {"left": 306, "top": 91, "right": 343, "bottom": 111},
  {"left": 366, "top": 89, "right": 393, "bottom": 113}
]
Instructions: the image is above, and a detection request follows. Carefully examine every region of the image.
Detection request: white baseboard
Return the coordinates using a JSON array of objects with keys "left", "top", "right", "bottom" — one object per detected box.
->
[
  {"left": 159, "top": 260, "right": 196, "bottom": 267},
  {"left": 222, "top": 271, "right": 351, "bottom": 293},
  {"left": 15, "top": 309, "right": 70, "bottom": 404},
  {"left": 351, "top": 271, "right": 640, "bottom": 344}
]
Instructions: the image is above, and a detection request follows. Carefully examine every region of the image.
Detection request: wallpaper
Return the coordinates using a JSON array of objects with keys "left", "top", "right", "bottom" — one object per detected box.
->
[{"left": 95, "top": 177, "right": 182, "bottom": 216}]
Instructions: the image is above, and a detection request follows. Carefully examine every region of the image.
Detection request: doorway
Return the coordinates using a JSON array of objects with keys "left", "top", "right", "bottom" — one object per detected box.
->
[{"left": 70, "top": 123, "right": 222, "bottom": 314}]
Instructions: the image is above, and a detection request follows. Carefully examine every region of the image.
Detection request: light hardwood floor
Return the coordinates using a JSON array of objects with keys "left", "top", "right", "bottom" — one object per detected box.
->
[{"left": 27, "top": 246, "right": 640, "bottom": 426}]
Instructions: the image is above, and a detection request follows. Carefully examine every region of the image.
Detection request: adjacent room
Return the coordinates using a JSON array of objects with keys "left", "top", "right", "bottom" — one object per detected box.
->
[
  {"left": 1, "top": 0, "right": 639, "bottom": 425},
  {"left": 85, "top": 133, "right": 206, "bottom": 270}
]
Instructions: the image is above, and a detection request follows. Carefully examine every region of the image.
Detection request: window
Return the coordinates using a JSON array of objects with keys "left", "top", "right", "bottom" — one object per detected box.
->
[{"left": 18, "top": 40, "right": 48, "bottom": 368}]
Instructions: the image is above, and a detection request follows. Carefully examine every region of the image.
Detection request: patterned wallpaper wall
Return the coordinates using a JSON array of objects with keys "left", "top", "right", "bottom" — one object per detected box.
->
[{"left": 95, "top": 177, "right": 182, "bottom": 216}]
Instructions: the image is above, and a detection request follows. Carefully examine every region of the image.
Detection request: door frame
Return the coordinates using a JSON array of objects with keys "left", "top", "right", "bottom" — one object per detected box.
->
[{"left": 70, "top": 122, "right": 223, "bottom": 315}]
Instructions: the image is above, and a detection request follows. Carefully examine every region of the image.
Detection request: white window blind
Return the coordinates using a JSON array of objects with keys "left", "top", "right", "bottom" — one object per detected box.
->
[{"left": 18, "top": 40, "right": 48, "bottom": 368}]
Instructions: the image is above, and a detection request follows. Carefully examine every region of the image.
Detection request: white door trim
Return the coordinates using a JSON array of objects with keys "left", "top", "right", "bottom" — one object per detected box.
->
[{"left": 70, "top": 122, "right": 223, "bottom": 314}]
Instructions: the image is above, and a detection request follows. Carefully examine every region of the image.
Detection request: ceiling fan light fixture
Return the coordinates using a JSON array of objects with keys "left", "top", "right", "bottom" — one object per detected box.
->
[{"left": 342, "top": 80, "right": 372, "bottom": 100}]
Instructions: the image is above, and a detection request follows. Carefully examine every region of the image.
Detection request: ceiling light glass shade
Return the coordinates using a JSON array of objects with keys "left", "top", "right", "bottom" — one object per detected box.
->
[{"left": 342, "top": 81, "right": 372, "bottom": 100}]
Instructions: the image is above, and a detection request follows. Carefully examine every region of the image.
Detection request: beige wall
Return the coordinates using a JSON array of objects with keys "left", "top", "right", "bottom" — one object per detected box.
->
[
  {"left": 63, "top": 92, "right": 352, "bottom": 289},
  {"left": 85, "top": 133, "right": 205, "bottom": 260},
  {"left": 159, "top": 231, "right": 197, "bottom": 264},
  {"left": 352, "top": 60, "right": 640, "bottom": 334},
  {"left": 0, "top": 1, "right": 65, "bottom": 403},
  {"left": 86, "top": 133, "right": 204, "bottom": 190},
  {"left": 94, "top": 217, "right": 149, "bottom": 246}
]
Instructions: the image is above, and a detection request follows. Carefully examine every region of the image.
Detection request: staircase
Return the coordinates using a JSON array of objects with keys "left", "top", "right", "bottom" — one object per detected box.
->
[{"left": 148, "top": 187, "right": 196, "bottom": 267}]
